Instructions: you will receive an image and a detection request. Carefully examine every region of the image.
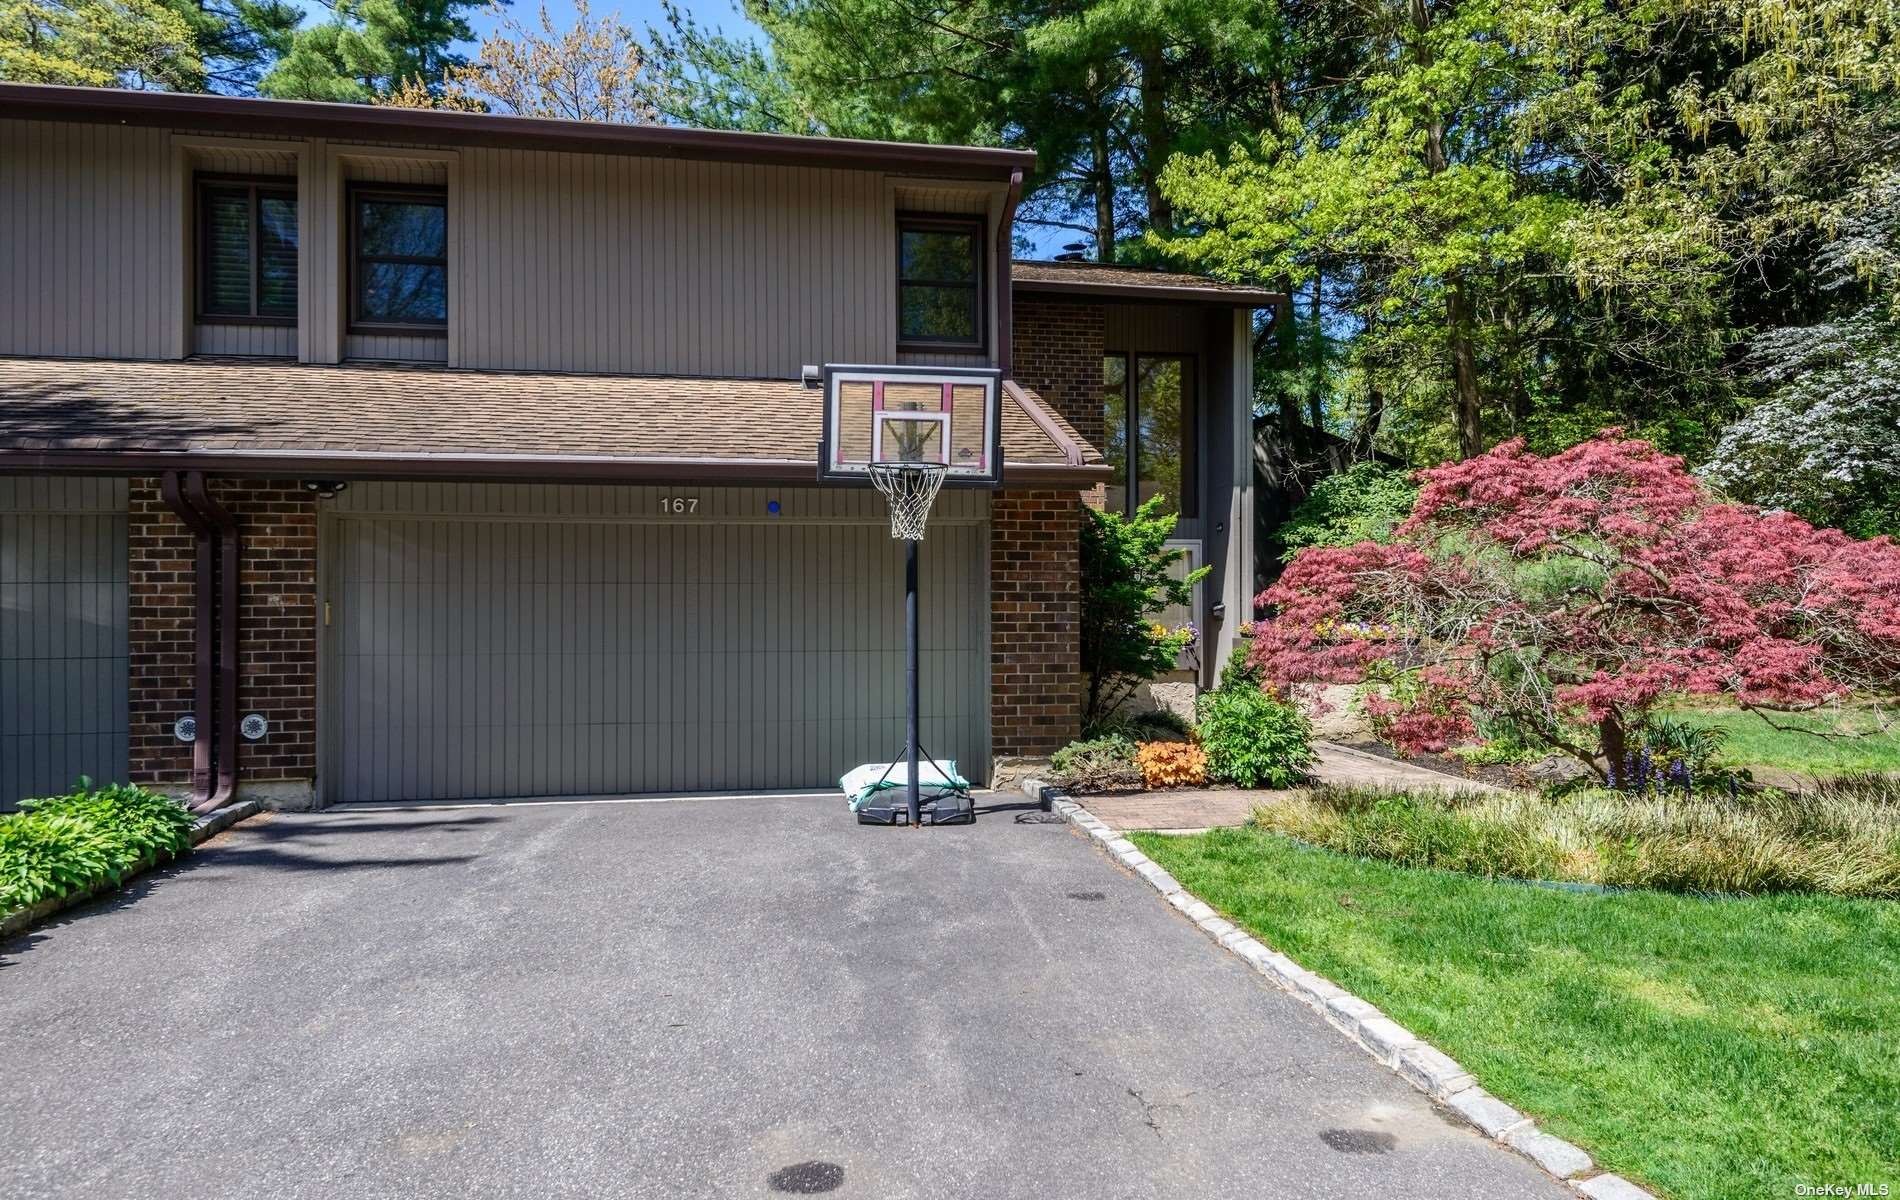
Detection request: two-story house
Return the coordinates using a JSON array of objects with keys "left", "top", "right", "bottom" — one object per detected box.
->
[{"left": 0, "top": 83, "right": 1281, "bottom": 809}]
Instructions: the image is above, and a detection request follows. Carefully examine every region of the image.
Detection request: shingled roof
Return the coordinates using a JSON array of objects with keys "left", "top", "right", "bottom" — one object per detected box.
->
[
  {"left": 0, "top": 356, "right": 1104, "bottom": 485},
  {"left": 1013, "top": 260, "right": 1284, "bottom": 308}
]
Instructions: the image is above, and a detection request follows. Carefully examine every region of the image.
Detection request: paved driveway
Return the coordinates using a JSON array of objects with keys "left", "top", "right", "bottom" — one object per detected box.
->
[{"left": 2, "top": 795, "right": 1568, "bottom": 1199}]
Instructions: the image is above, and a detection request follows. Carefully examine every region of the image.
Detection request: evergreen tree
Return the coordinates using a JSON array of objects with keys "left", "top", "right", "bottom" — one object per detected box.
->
[{"left": 261, "top": 0, "right": 484, "bottom": 101}]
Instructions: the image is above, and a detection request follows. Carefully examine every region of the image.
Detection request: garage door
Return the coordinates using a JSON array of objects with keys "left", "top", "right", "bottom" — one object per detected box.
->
[
  {"left": 324, "top": 485, "right": 989, "bottom": 803},
  {"left": 1, "top": 478, "right": 130, "bottom": 810}
]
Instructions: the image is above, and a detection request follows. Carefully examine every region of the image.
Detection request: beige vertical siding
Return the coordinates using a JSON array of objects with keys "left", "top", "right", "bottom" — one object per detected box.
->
[
  {"left": 1, "top": 120, "right": 1004, "bottom": 376},
  {"left": 453, "top": 150, "right": 899, "bottom": 377},
  {"left": 195, "top": 323, "right": 298, "bottom": 357},
  {"left": 0, "top": 120, "right": 181, "bottom": 360}
]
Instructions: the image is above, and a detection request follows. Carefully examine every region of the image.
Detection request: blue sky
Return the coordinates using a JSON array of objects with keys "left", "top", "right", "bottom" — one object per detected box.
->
[{"left": 463, "top": 0, "right": 763, "bottom": 45}]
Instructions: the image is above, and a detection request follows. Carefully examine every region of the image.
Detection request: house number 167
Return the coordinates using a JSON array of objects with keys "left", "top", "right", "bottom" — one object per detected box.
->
[{"left": 659, "top": 496, "right": 699, "bottom": 514}]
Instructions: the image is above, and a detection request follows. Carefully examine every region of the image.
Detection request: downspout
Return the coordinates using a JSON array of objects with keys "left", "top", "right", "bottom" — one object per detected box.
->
[
  {"left": 160, "top": 472, "right": 216, "bottom": 810},
  {"left": 996, "top": 168, "right": 1023, "bottom": 378},
  {"left": 185, "top": 473, "right": 241, "bottom": 811}
]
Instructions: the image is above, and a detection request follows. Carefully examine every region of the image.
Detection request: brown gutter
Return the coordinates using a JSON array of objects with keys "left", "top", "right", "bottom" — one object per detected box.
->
[
  {"left": 184, "top": 475, "right": 241, "bottom": 811},
  {"left": 1013, "top": 274, "right": 1288, "bottom": 310},
  {"left": 0, "top": 83, "right": 1038, "bottom": 181},
  {"left": 159, "top": 472, "right": 216, "bottom": 809},
  {"left": 996, "top": 169, "right": 1023, "bottom": 377},
  {"left": 1002, "top": 380, "right": 1092, "bottom": 469}
]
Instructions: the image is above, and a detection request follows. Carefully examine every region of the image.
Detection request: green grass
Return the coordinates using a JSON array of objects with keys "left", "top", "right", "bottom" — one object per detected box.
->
[
  {"left": 1666, "top": 705, "right": 1900, "bottom": 775},
  {"left": 1133, "top": 827, "right": 1900, "bottom": 1200}
]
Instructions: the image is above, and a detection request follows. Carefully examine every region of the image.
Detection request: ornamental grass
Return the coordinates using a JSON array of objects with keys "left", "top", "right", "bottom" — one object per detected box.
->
[{"left": 1250, "top": 780, "right": 1900, "bottom": 898}]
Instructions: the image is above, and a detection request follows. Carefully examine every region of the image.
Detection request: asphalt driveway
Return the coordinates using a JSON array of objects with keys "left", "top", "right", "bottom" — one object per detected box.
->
[{"left": 2, "top": 794, "right": 1569, "bottom": 1199}]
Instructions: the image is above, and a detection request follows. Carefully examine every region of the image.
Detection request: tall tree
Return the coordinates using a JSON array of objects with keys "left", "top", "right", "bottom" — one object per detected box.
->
[
  {"left": 384, "top": 0, "right": 654, "bottom": 122},
  {"left": 260, "top": 0, "right": 482, "bottom": 101},
  {"left": 644, "top": 0, "right": 1290, "bottom": 261},
  {"left": 0, "top": 0, "right": 201, "bottom": 87},
  {"left": 0, "top": 0, "right": 297, "bottom": 91}
]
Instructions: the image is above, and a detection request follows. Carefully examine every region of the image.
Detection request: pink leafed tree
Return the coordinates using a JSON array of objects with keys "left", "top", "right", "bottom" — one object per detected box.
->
[{"left": 1250, "top": 432, "right": 1900, "bottom": 778}]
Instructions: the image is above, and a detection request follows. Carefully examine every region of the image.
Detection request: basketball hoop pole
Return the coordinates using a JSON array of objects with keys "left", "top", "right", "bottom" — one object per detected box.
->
[{"left": 905, "top": 539, "right": 921, "bottom": 827}]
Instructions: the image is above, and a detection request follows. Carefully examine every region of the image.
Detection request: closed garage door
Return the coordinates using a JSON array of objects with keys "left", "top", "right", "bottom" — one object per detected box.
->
[
  {"left": 1, "top": 478, "right": 130, "bottom": 809},
  {"left": 324, "top": 484, "right": 988, "bottom": 803}
]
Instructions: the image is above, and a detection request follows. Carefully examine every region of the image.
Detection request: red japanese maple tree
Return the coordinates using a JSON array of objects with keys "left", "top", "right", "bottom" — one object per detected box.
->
[{"left": 1251, "top": 432, "right": 1900, "bottom": 776}]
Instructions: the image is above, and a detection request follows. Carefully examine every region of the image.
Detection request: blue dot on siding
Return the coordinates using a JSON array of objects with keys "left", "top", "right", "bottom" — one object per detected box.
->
[{"left": 767, "top": 500, "right": 781, "bottom": 515}]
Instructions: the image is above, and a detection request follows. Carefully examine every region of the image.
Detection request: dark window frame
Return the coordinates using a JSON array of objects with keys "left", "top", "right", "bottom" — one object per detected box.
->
[
  {"left": 348, "top": 183, "right": 450, "bottom": 336},
  {"left": 895, "top": 212, "right": 987, "bottom": 353},
  {"left": 195, "top": 173, "right": 299, "bottom": 327},
  {"left": 1103, "top": 350, "right": 1198, "bottom": 520}
]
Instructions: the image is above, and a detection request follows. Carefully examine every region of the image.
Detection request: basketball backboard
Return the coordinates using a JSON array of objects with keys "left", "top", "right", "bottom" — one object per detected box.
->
[{"left": 818, "top": 364, "right": 1003, "bottom": 488}]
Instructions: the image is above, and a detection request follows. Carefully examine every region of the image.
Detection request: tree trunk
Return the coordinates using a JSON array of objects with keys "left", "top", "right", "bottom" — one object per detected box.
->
[
  {"left": 1308, "top": 269, "right": 1326, "bottom": 435},
  {"left": 1598, "top": 714, "right": 1628, "bottom": 787},
  {"left": 1448, "top": 278, "right": 1483, "bottom": 458},
  {"left": 1411, "top": 0, "right": 1483, "bottom": 459},
  {"left": 1138, "top": 44, "right": 1173, "bottom": 237},
  {"left": 1091, "top": 121, "right": 1115, "bottom": 262}
]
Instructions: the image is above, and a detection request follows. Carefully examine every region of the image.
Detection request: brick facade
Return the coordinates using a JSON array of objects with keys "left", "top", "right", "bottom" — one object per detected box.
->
[
  {"left": 990, "top": 490, "right": 1084, "bottom": 757},
  {"left": 128, "top": 478, "right": 318, "bottom": 796},
  {"left": 1012, "top": 298, "right": 1109, "bottom": 514},
  {"left": 986, "top": 299, "right": 1112, "bottom": 757}
]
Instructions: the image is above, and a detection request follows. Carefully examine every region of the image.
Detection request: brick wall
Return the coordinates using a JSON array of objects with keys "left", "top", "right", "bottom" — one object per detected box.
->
[
  {"left": 990, "top": 489, "right": 1084, "bottom": 757},
  {"left": 1013, "top": 299, "right": 1108, "bottom": 510},
  {"left": 988, "top": 299, "right": 1110, "bottom": 758},
  {"left": 128, "top": 478, "right": 318, "bottom": 796}
]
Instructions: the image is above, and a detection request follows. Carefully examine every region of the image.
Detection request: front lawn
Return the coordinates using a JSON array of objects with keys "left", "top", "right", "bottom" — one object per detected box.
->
[
  {"left": 1666, "top": 704, "right": 1900, "bottom": 776},
  {"left": 1133, "top": 828, "right": 1900, "bottom": 1200}
]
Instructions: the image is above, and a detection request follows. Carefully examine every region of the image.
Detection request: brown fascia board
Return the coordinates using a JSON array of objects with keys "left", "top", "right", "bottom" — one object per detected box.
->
[
  {"left": 1012, "top": 275, "right": 1287, "bottom": 311},
  {"left": 0, "top": 83, "right": 1036, "bottom": 181},
  {"left": 0, "top": 448, "right": 1109, "bottom": 487}
]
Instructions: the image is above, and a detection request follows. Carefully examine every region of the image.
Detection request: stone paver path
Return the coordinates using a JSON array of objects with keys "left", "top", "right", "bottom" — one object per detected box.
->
[{"left": 1079, "top": 741, "right": 1507, "bottom": 831}]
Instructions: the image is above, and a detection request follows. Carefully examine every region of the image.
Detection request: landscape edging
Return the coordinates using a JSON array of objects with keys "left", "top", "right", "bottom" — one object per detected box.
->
[
  {"left": 0, "top": 800, "right": 263, "bottom": 940},
  {"left": 1025, "top": 777, "right": 1658, "bottom": 1200}
]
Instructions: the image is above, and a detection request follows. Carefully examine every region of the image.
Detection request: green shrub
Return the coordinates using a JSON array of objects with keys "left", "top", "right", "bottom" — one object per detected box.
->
[
  {"left": 1049, "top": 734, "right": 1143, "bottom": 792},
  {"left": 1251, "top": 784, "right": 1900, "bottom": 898},
  {"left": 1, "top": 782, "right": 195, "bottom": 915},
  {"left": 1195, "top": 686, "right": 1315, "bottom": 788},
  {"left": 1080, "top": 496, "right": 1209, "bottom": 729},
  {"left": 1218, "top": 641, "right": 1265, "bottom": 692},
  {"left": 1274, "top": 461, "right": 1419, "bottom": 562}
]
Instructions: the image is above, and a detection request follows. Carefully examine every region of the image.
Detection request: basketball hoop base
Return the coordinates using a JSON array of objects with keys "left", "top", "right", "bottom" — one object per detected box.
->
[{"left": 855, "top": 790, "right": 974, "bottom": 826}]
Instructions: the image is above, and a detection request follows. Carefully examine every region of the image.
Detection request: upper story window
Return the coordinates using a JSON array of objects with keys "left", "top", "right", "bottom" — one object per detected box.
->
[
  {"left": 1103, "top": 353, "right": 1196, "bottom": 518},
  {"left": 197, "top": 176, "right": 298, "bottom": 324},
  {"left": 897, "top": 215, "right": 984, "bottom": 350},
  {"left": 350, "top": 185, "right": 448, "bottom": 333}
]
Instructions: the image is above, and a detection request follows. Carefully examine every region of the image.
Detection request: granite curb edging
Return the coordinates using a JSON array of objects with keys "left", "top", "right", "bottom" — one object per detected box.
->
[
  {"left": 0, "top": 800, "right": 263, "bottom": 940},
  {"left": 1024, "top": 776, "right": 1657, "bottom": 1200}
]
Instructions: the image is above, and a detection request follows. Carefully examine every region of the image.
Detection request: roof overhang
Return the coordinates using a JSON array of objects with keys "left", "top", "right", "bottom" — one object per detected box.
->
[
  {"left": 0, "top": 83, "right": 1038, "bottom": 181},
  {"left": 0, "top": 448, "right": 1108, "bottom": 487},
  {"left": 1012, "top": 275, "right": 1286, "bottom": 309}
]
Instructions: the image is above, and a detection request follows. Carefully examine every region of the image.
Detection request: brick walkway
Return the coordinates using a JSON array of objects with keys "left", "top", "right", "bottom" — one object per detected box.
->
[{"left": 1077, "top": 742, "right": 1507, "bottom": 832}]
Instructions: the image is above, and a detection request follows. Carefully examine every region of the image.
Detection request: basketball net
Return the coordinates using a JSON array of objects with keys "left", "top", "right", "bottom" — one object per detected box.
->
[{"left": 866, "top": 461, "right": 948, "bottom": 541}]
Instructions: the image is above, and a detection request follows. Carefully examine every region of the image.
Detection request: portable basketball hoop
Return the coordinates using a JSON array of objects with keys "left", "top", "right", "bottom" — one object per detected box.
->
[{"left": 819, "top": 365, "right": 1003, "bottom": 827}]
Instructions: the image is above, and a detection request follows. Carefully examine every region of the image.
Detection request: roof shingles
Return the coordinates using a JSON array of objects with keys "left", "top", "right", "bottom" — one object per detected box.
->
[{"left": 0, "top": 356, "right": 1104, "bottom": 482}]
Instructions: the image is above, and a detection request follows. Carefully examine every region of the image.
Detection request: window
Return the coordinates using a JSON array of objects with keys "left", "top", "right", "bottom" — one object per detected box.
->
[
  {"left": 897, "top": 215, "right": 983, "bottom": 349},
  {"left": 197, "top": 177, "right": 298, "bottom": 324},
  {"left": 1102, "top": 353, "right": 1196, "bottom": 517},
  {"left": 350, "top": 186, "right": 448, "bottom": 332}
]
